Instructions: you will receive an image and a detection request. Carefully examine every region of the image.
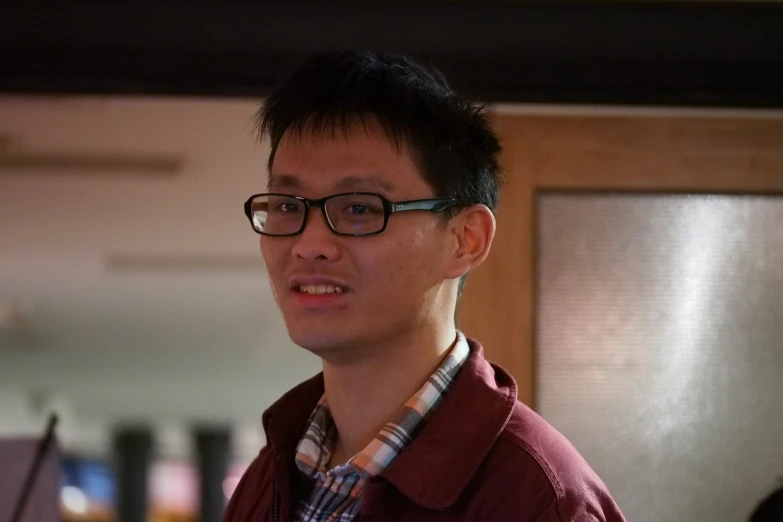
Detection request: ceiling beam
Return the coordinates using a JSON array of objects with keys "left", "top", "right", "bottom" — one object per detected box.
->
[{"left": 1, "top": 2, "right": 782, "bottom": 107}]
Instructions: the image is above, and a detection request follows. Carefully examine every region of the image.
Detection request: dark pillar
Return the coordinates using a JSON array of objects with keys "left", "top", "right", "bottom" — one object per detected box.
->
[
  {"left": 113, "top": 426, "right": 153, "bottom": 522},
  {"left": 194, "top": 426, "right": 232, "bottom": 522}
]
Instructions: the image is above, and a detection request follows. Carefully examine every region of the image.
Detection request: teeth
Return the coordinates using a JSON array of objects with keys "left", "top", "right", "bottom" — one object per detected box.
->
[{"left": 298, "top": 284, "right": 344, "bottom": 295}]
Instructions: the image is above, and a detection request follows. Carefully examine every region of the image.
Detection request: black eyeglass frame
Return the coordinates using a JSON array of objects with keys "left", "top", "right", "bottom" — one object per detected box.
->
[{"left": 243, "top": 192, "right": 462, "bottom": 237}]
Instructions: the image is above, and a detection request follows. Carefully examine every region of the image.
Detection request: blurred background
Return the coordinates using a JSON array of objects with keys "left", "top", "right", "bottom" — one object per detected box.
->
[
  {"left": 0, "top": 96, "right": 319, "bottom": 522},
  {"left": 1, "top": 2, "right": 783, "bottom": 522}
]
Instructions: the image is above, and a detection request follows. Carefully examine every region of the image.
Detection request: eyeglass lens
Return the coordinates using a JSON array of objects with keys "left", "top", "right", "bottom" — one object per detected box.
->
[{"left": 250, "top": 194, "right": 387, "bottom": 235}]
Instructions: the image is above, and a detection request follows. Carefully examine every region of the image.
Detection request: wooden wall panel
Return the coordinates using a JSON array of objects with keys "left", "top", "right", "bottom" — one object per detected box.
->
[
  {"left": 528, "top": 116, "right": 783, "bottom": 193},
  {"left": 458, "top": 111, "right": 783, "bottom": 410},
  {"left": 458, "top": 116, "right": 535, "bottom": 407}
]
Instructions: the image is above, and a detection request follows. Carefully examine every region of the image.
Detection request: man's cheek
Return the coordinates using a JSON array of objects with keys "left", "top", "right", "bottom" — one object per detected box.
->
[
  {"left": 363, "top": 259, "right": 396, "bottom": 288},
  {"left": 269, "top": 280, "right": 281, "bottom": 306}
]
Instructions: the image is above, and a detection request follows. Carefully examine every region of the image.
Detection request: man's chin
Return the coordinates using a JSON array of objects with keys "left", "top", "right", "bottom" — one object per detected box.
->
[{"left": 286, "top": 325, "right": 352, "bottom": 354}]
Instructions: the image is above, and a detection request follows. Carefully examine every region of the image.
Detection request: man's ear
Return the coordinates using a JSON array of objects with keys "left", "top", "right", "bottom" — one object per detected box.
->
[{"left": 444, "top": 204, "right": 496, "bottom": 280}]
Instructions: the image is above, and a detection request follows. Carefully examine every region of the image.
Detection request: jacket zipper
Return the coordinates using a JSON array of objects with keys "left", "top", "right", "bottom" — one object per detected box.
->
[{"left": 273, "top": 480, "right": 280, "bottom": 522}]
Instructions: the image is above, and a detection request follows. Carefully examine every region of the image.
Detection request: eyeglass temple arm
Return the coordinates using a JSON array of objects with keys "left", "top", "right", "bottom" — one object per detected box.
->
[{"left": 392, "top": 199, "right": 456, "bottom": 213}]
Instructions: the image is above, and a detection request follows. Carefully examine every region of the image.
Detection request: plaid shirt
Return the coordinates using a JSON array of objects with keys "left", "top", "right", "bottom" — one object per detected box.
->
[{"left": 292, "top": 332, "right": 470, "bottom": 522}]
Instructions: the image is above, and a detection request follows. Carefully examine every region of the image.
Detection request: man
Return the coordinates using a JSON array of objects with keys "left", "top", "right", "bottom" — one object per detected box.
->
[{"left": 227, "top": 50, "right": 626, "bottom": 521}]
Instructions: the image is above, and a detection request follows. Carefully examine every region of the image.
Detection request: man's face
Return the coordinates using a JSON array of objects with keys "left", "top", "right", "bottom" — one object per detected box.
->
[{"left": 260, "top": 120, "right": 456, "bottom": 357}]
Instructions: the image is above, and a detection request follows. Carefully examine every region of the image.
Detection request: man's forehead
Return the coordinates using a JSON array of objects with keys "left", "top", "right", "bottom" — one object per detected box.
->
[{"left": 267, "top": 122, "right": 421, "bottom": 196}]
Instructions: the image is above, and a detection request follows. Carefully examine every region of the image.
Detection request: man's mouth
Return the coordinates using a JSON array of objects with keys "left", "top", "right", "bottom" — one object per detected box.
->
[{"left": 296, "top": 284, "right": 347, "bottom": 295}]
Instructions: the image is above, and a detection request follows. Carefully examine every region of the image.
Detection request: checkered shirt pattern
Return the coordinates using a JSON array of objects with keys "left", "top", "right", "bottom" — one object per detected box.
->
[{"left": 292, "top": 332, "right": 470, "bottom": 522}]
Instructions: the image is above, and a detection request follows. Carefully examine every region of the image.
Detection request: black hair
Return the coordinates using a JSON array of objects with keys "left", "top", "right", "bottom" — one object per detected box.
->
[
  {"left": 256, "top": 50, "right": 503, "bottom": 297},
  {"left": 750, "top": 482, "right": 783, "bottom": 522}
]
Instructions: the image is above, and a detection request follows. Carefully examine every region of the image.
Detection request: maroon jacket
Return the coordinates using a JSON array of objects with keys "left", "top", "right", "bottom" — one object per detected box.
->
[{"left": 224, "top": 340, "right": 627, "bottom": 521}]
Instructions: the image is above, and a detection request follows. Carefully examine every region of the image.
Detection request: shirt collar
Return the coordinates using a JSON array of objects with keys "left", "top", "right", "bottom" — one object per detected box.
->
[
  {"left": 376, "top": 339, "right": 517, "bottom": 510},
  {"left": 293, "top": 332, "right": 471, "bottom": 479},
  {"left": 262, "top": 337, "right": 517, "bottom": 511}
]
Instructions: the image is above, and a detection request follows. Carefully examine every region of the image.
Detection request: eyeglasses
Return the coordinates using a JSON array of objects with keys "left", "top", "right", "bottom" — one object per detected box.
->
[{"left": 244, "top": 192, "right": 460, "bottom": 236}]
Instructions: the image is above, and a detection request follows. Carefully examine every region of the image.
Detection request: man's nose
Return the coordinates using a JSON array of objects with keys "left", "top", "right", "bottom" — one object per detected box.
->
[{"left": 291, "top": 208, "right": 341, "bottom": 261}]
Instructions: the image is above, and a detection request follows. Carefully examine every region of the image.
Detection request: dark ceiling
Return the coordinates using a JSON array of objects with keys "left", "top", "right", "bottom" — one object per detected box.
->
[{"left": 1, "top": 2, "right": 782, "bottom": 107}]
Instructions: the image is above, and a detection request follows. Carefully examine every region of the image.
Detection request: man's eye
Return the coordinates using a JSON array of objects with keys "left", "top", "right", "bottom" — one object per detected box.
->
[
  {"left": 275, "top": 202, "right": 300, "bottom": 213},
  {"left": 343, "top": 201, "right": 384, "bottom": 214}
]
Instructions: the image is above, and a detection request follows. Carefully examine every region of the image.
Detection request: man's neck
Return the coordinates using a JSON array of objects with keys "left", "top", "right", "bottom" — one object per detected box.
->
[{"left": 321, "top": 324, "right": 458, "bottom": 468}]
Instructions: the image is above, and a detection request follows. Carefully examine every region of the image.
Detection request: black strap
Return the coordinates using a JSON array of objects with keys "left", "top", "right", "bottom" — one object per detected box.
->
[{"left": 10, "top": 413, "right": 59, "bottom": 522}]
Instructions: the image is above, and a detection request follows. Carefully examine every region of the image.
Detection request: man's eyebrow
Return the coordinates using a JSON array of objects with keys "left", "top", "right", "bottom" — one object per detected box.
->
[
  {"left": 267, "top": 174, "right": 300, "bottom": 190},
  {"left": 266, "top": 174, "right": 396, "bottom": 194},
  {"left": 335, "top": 175, "right": 396, "bottom": 194}
]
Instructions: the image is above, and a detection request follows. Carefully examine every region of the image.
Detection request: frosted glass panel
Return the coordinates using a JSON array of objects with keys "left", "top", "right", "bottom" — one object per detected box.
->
[{"left": 536, "top": 194, "right": 783, "bottom": 522}]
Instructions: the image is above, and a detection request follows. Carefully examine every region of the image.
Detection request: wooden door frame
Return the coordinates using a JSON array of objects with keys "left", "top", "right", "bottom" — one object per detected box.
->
[{"left": 458, "top": 107, "right": 783, "bottom": 408}]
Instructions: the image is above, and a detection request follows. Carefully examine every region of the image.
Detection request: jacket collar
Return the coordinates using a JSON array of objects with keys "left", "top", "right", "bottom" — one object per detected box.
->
[
  {"left": 378, "top": 339, "right": 517, "bottom": 509},
  {"left": 262, "top": 339, "right": 517, "bottom": 510},
  {"left": 262, "top": 371, "right": 324, "bottom": 459}
]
